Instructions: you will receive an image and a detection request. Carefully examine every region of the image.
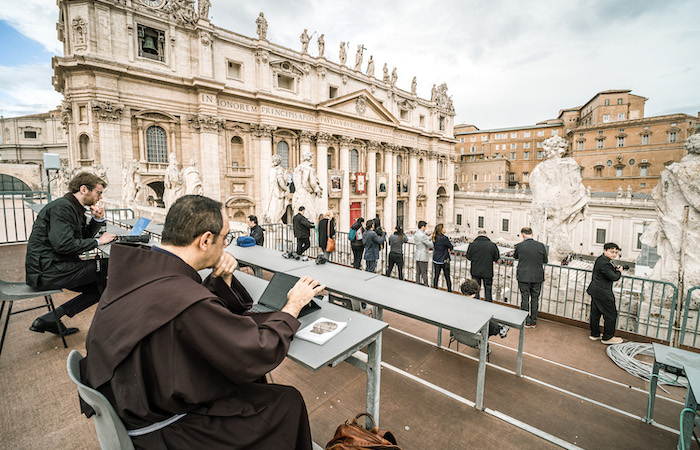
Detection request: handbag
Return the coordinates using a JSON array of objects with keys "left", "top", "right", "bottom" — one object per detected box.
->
[
  {"left": 326, "top": 220, "right": 336, "bottom": 252},
  {"left": 325, "top": 413, "right": 400, "bottom": 450}
]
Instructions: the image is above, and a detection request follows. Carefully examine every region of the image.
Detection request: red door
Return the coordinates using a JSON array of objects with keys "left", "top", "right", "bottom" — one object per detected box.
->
[{"left": 350, "top": 202, "right": 362, "bottom": 224}]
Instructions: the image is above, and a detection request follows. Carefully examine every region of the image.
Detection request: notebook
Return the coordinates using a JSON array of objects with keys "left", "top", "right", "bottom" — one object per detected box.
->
[
  {"left": 251, "top": 272, "right": 321, "bottom": 318},
  {"left": 129, "top": 217, "right": 151, "bottom": 236}
]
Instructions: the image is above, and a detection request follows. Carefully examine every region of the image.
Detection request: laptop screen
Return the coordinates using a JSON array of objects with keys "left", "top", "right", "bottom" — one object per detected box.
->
[
  {"left": 129, "top": 217, "right": 151, "bottom": 236},
  {"left": 257, "top": 272, "right": 321, "bottom": 317}
]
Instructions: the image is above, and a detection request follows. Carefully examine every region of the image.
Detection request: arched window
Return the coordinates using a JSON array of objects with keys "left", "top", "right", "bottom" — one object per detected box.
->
[
  {"left": 438, "top": 160, "right": 444, "bottom": 178},
  {"left": 327, "top": 147, "right": 335, "bottom": 170},
  {"left": 0, "top": 174, "right": 31, "bottom": 192},
  {"left": 419, "top": 158, "right": 424, "bottom": 177},
  {"left": 79, "top": 134, "right": 90, "bottom": 160},
  {"left": 350, "top": 149, "right": 359, "bottom": 172},
  {"left": 230, "top": 136, "right": 244, "bottom": 167},
  {"left": 396, "top": 155, "right": 402, "bottom": 175},
  {"left": 146, "top": 126, "right": 168, "bottom": 163},
  {"left": 276, "top": 141, "right": 289, "bottom": 168},
  {"left": 375, "top": 152, "right": 382, "bottom": 172}
]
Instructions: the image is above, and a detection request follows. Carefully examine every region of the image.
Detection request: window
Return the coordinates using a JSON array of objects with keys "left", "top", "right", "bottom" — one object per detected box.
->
[
  {"left": 637, "top": 233, "right": 643, "bottom": 250},
  {"left": 669, "top": 132, "right": 677, "bottom": 143},
  {"left": 456, "top": 214, "right": 462, "bottom": 226},
  {"left": 522, "top": 171, "right": 529, "bottom": 180},
  {"left": 400, "top": 109, "right": 409, "bottom": 121},
  {"left": 606, "top": 160, "right": 613, "bottom": 167},
  {"left": 577, "top": 141, "right": 584, "bottom": 150},
  {"left": 595, "top": 167, "right": 602, "bottom": 177},
  {"left": 510, "top": 152, "right": 516, "bottom": 160},
  {"left": 0, "top": 174, "right": 31, "bottom": 192},
  {"left": 277, "top": 74, "right": 295, "bottom": 91},
  {"left": 603, "top": 114, "right": 610, "bottom": 123},
  {"left": 510, "top": 143, "right": 517, "bottom": 150},
  {"left": 502, "top": 219, "right": 509, "bottom": 232},
  {"left": 459, "top": 137, "right": 465, "bottom": 143},
  {"left": 227, "top": 60, "right": 242, "bottom": 80},
  {"left": 350, "top": 149, "right": 359, "bottom": 172},
  {"left": 536, "top": 150, "right": 543, "bottom": 159},
  {"left": 510, "top": 132, "right": 517, "bottom": 138},
  {"left": 276, "top": 141, "right": 290, "bottom": 168},
  {"left": 524, "top": 131, "right": 531, "bottom": 138},
  {"left": 470, "top": 137, "right": 476, "bottom": 142},
  {"left": 438, "top": 160, "right": 444, "bottom": 178},
  {"left": 640, "top": 166, "right": 648, "bottom": 176},
  {"left": 552, "top": 130, "right": 558, "bottom": 136},
  {"left": 640, "top": 183, "right": 646, "bottom": 188},
  {"left": 617, "top": 137, "right": 625, "bottom": 147},
  {"left": 23, "top": 131, "right": 37, "bottom": 139},
  {"left": 418, "top": 158, "right": 424, "bottom": 177},
  {"left": 628, "top": 158, "right": 636, "bottom": 166},
  {"left": 79, "top": 106, "right": 87, "bottom": 123},
  {"left": 523, "top": 151, "right": 530, "bottom": 160},
  {"left": 595, "top": 228, "right": 606, "bottom": 244},
  {"left": 419, "top": 115, "right": 425, "bottom": 127},
  {"left": 537, "top": 130, "right": 544, "bottom": 137},
  {"left": 617, "top": 113, "right": 626, "bottom": 120},
  {"left": 478, "top": 216, "right": 484, "bottom": 228},
  {"left": 137, "top": 24, "right": 165, "bottom": 62},
  {"left": 597, "top": 139, "right": 604, "bottom": 149},
  {"left": 473, "top": 174, "right": 478, "bottom": 181},
  {"left": 397, "top": 155, "right": 403, "bottom": 174},
  {"left": 230, "top": 136, "right": 245, "bottom": 167},
  {"left": 146, "top": 126, "right": 167, "bottom": 163},
  {"left": 493, "top": 153, "right": 499, "bottom": 158},
  {"left": 79, "top": 134, "right": 91, "bottom": 160},
  {"left": 329, "top": 86, "right": 338, "bottom": 99},
  {"left": 470, "top": 146, "right": 475, "bottom": 153},
  {"left": 616, "top": 167, "right": 623, "bottom": 177},
  {"left": 469, "top": 155, "right": 476, "bottom": 161},
  {"left": 439, "top": 116, "right": 445, "bottom": 131},
  {"left": 642, "top": 134, "right": 650, "bottom": 145},
  {"left": 618, "top": 98, "right": 623, "bottom": 105},
  {"left": 604, "top": 99, "right": 610, "bottom": 106},
  {"left": 497, "top": 174, "right": 502, "bottom": 181},
  {"left": 536, "top": 141, "right": 543, "bottom": 148},
  {"left": 481, "top": 136, "right": 488, "bottom": 141}
]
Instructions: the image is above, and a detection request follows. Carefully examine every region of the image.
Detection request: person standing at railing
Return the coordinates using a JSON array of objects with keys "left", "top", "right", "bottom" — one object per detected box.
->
[
  {"left": 432, "top": 223, "right": 453, "bottom": 292},
  {"left": 414, "top": 220, "right": 433, "bottom": 286},
  {"left": 362, "top": 219, "right": 385, "bottom": 273},
  {"left": 386, "top": 226, "right": 408, "bottom": 280},
  {"left": 514, "top": 227, "right": 548, "bottom": 328},
  {"left": 587, "top": 243, "right": 624, "bottom": 345},
  {"left": 349, "top": 217, "right": 365, "bottom": 269},
  {"left": 318, "top": 211, "right": 336, "bottom": 261},
  {"left": 466, "top": 229, "right": 500, "bottom": 302},
  {"left": 247, "top": 215, "right": 264, "bottom": 246},
  {"left": 292, "top": 206, "right": 315, "bottom": 256}
]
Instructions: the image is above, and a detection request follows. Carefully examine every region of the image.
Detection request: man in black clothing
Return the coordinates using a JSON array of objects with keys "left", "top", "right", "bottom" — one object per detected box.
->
[
  {"left": 292, "top": 206, "right": 315, "bottom": 255},
  {"left": 514, "top": 227, "right": 548, "bottom": 328},
  {"left": 247, "top": 215, "right": 264, "bottom": 246},
  {"left": 466, "top": 229, "right": 500, "bottom": 302},
  {"left": 587, "top": 243, "right": 624, "bottom": 345},
  {"left": 349, "top": 217, "right": 365, "bottom": 269},
  {"left": 25, "top": 172, "right": 116, "bottom": 335}
]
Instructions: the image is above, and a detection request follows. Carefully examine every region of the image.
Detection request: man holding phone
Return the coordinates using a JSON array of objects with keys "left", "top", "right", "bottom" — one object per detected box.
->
[{"left": 587, "top": 242, "right": 624, "bottom": 345}]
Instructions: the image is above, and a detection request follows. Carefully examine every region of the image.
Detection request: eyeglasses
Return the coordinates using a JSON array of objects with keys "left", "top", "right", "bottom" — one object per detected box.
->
[{"left": 192, "top": 231, "right": 235, "bottom": 246}]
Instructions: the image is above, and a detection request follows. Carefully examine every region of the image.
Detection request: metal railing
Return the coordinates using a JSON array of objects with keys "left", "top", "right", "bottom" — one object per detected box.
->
[
  {"left": 679, "top": 287, "right": 700, "bottom": 347},
  {"left": 0, "top": 191, "right": 50, "bottom": 244}
]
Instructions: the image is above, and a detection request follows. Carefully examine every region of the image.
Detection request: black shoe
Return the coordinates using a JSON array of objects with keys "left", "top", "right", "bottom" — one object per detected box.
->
[{"left": 29, "top": 317, "right": 79, "bottom": 336}]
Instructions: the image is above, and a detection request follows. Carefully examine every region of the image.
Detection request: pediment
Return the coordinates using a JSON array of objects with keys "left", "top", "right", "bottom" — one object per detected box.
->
[
  {"left": 133, "top": 110, "right": 178, "bottom": 123},
  {"left": 269, "top": 59, "right": 305, "bottom": 76},
  {"left": 319, "top": 90, "right": 399, "bottom": 124}
]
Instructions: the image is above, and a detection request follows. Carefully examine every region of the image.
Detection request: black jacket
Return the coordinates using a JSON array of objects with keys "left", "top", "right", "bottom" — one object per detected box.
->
[
  {"left": 25, "top": 193, "right": 102, "bottom": 287},
  {"left": 292, "top": 213, "right": 314, "bottom": 239},
  {"left": 249, "top": 225, "right": 264, "bottom": 246},
  {"left": 318, "top": 218, "right": 336, "bottom": 249},
  {"left": 466, "top": 235, "right": 499, "bottom": 279},
  {"left": 587, "top": 254, "right": 622, "bottom": 302},
  {"left": 514, "top": 238, "right": 548, "bottom": 283},
  {"left": 432, "top": 234, "right": 453, "bottom": 264},
  {"left": 350, "top": 221, "right": 364, "bottom": 248}
]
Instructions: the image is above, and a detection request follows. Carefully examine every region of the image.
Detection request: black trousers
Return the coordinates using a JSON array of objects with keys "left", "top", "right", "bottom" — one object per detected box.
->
[
  {"left": 590, "top": 295, "right": 618, "bottom": 340},
  {"left": 387, "top": 252, "right": 404, "bottom": 280},
  {"left": 41, "top": 259, "right": 109, "bottom": 317},
  {"left": 432, "top": 262, "right": 452, "bottom": 292},
  {"left": 296, "top": 238, "right": 310, "bottom": 255},
  {"left": 518, "top": 281, "right": 542, "bottom": 325},
  {"left": 351, "top": 244, "right": 364, "bottom": 269},
  {"left": 473, "top": 276, "right": 494, "bottom": 302}
]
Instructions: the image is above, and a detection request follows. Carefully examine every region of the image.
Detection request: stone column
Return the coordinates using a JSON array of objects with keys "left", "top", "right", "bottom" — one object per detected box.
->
[
  {"left": 446, "top": 155, "right": 456, "bottom": 231},
  {"left": 367, "top": 141, "right": 379, "bottom": 220},
  {"left": 383, "top": 145, "right": 395, "bottom": 231},
  {"left": 339, "top": 136, "right": 352, "bottom": 231},
  {"left": 315, "top": 132, "right": 331, "bottom": 215},
  {"left": 188, "top": 113, "right": 224, "bottom": 199},
  {"left": 408, "top": 147, "right": 418, "bottom": 230},
  {"left": 426, "top": 151, "right": 438, "bottom": 227},
  {"left": 92, "top": 101, "right": 124, "bottom": 205},
  {"left": 252, "top": 124, "right": 275, "bottom": 215}
]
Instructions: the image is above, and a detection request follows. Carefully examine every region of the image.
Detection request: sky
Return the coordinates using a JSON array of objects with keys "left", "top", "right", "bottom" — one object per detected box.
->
[{"left": 1, "top": 0, "right": 699, "bottom": 129}]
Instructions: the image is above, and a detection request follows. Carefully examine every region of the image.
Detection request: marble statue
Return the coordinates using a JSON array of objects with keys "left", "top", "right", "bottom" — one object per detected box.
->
[
  {"left": 431, "top": 84, "right": 437, "bottom": 102},
  {"left": 263, "top": 154, "right": 290, "bottom": 224},
  {"left": 256, "top": 12, "right": 268, "bottom": 40},
  {"left": 366, "top": 55, "right": 375, "bottom": 77},
  {"left": 391, "top": 67, "right": 398, "bottom": 86},
  {"left": 182, "top": 158, "right": 203, "bottom": 195},
  {"left": 122, "top": 159, "right": 142, "bottom": 207},
  {"left": 198, "top": 0, "right": 210, "bottom": 19},
  {"left": 292, "top": 152, "right": 323, "bottom": 223},
  {"left": 641, "top": 133, "right": 700, "bottom": 293},
  {"left": 339, "top": 41, "right": 347, "bottom": 65},
  {"left": 163, "top": 153, "right": 184, "bottom": 210},
  {"left": 300, "top": 29, "right": 310, "bottom": 53},
  {"left": 382, "top": 63, "right": 389, "bottom": 82},
  {"left": 317, "top": 34, "right": 325, "bottom": 57},
  {"left": 354, "top": 44, "right": 364, "bottom": 71},
  {"left": 411, "top": 77, "right": 417, "bottom": 95},
  {"left": 528, "top": 135, "right": 588, "bottom": 261}
]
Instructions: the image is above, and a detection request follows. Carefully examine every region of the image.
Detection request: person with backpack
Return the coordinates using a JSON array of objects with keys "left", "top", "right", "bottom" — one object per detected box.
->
[
  {"left": 432, "top": 223, "right": 454, "bottom": 292},
  {"left": 386, "top": 225, "right": 408, "bottom": 280},
  {"left": 362, "top": 219, "right": 385, "bottom": 273},
  {"left": 318, "top": 211, "right": 336, "bottom": 261},
  {"left": 349, "top": 217, "right": 365, "bottom": 269}
]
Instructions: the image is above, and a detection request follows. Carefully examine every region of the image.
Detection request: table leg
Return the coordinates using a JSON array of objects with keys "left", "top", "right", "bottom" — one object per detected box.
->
[
  {"left": 437, "top": 326, "right": 442, "bottom": 347},
  {"left": 366, "top": 333, "right": 382, "bottom": 428},
  {"left": 679, "top": 387, "right": 697, "bottom": 450},
  {"left": 476, "top": 321, "right": 489, "bottom": 410},
  {"left": 645, "top": 361, "right": 660, "bottom": 424},
  {"left": 254, "top": 266, "right": 263, "bottom": 278},
  {"left": 516, "top": 323, "right": 524, "bottom": 377}
]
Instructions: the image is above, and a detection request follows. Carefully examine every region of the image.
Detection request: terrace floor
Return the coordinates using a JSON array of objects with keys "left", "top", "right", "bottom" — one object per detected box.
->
[{"left": 0, "top": 242, "right": 697, "bottom": 449}]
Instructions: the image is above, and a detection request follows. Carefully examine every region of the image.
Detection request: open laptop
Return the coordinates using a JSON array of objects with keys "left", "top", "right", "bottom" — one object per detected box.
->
[
  {"left": 129, "top": 217, "right": 151, "bottom": 236},
  {"left": 251, "top": 272, "right": 321, "bottom": 318}
]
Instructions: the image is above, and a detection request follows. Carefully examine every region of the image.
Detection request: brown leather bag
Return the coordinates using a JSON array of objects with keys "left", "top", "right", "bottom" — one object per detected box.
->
[
  {"left": 326, "top": 220, "right": 336, "bottom": 252},
  {"left": 325, "top": 413, "right": 401, "bottom": 449}
]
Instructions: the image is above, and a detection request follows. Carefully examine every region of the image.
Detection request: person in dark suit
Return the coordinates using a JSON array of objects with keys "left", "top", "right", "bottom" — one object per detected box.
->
[
  {"left": 514, "top": 227, "right": 548, "bottom": 328},
  {"left": 292, "top": 206, "right": 315, "bottom": 255},
  {"left": 587, "top": 243, "right": 624, "bottom": 344},
  {"left": 466, "top": 229, "right": 500, "bottom": 302},
  {"left": 247, "top": 215, "right": 264, "bottom": 246}
]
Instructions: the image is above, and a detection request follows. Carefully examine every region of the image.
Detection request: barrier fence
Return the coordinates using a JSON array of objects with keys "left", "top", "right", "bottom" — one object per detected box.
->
[{"left": 0, "top": 191, "right": 50, "bottom": 244}]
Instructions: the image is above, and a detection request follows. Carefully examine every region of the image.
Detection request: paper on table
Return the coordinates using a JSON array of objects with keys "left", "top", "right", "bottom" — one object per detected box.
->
[{"left": 295, "top": 317, "right": 347, "bottom": 345}]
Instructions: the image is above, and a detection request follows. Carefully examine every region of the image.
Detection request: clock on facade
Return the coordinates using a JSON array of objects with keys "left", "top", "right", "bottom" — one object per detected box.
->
[{"left": 140, "top": 0, "right": 165, "bottom": 8}]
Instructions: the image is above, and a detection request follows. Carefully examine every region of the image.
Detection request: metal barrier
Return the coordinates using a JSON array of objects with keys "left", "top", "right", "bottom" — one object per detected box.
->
[
  {"left": 0, "top": 191, "right": 50, "bottom": 244},
  {"left": 679, "top": 287, "right": 700, "bottom": 347},
  {"left": 104, "top": 209, "right": 135, "bottom": 222}
]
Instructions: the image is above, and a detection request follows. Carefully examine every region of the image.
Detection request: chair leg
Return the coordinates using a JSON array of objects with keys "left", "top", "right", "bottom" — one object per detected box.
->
[
  {"left": 0, "top": 301, "right": 13, "bottom": 359},
  {"left": 46, "top": 295, "right": 68, "bottom": 349}
]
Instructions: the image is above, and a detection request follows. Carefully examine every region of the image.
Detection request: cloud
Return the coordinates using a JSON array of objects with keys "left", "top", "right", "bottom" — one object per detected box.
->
[
  {"left": 0, "top": 1, "right": 62, "bottom": 54},
  {"left": 0, "top": 64, "right": 62, "bottom": 117}
]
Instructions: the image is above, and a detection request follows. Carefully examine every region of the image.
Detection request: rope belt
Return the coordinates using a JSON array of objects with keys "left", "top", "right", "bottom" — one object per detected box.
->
[{"left": 127, "top": 413, "right": 187, "bottom": 437}]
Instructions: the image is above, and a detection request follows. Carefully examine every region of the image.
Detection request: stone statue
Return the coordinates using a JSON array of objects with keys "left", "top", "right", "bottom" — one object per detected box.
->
[
  {"left": 528, "top": 136, "right": 588, "bottom": 261},
  {"left": 182, "top": 158, "right": 203, "bottom": 195},
  {"left": 641, "top": 133, "right": 700, "bottom": 293},
  {"left": 626, "top": 185, "right": 633, "bottom": 198},
  {"left": 382, "top": 63, "right": 389, "bottom": 82},
  {"left": 163, "top": 153, "right": 184, "bottom": 210},
  {"left": 339, "top": 41, "right": 347, "bottom": 65},
  {"left": 198, "top": 0, "right": 210, "bottom": 19},
  {"left": 263, "top": 154, "right": 290, "bottom": 224},
  {"left": 122, "top": 159, "right": 142, "bottom": 207},
  {"left": 317, "top": 33, "right": 325, "bottom": 57},
  {"left": 300, "top": 29, "right": 310, "bottom": 54},
  {"left": 292, "top": 152, "right": 323, "bottom": 223},
  {"left": 354, "top": 44, "right": 364, "bottom": 71},
  {"left": 366, "top": 55, "right": 375, "bottom": 77},
  {"left": 431, "top": 84, "right": 437, "bottom": 102},
  {"left": 411, "top": 76, "right": 417, "bottom": 95},
  {"left": 390, "top": 68, "right": 398, "bottom": 86},
  {"left": 256, "top": 12, "right": 268, "bottom": 40}
]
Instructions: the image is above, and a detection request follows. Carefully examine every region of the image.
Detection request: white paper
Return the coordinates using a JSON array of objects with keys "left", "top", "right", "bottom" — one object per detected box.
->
[{"left": 295, "top": 317, "right": 347, "bottom": 345}]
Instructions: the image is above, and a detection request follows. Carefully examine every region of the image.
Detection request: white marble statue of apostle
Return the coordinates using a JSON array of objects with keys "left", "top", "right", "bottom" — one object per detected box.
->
[
  {"left": 382, "top": 63, "right": 390, "bottom": 82},
  {"left": 263, "top": 154, "right": 290, "bottom": 224},
  {"left": 366, "top": 55, "right": 375, "bottom": 77},
  {"left": 339, "top": 41, "right": 347, "bottom": 65},
  {"left": 528, "top": 135, "right": 588, "bottom": 261},
  {"left": 411, "top": 76, "right": 417, "bottom": 95},
  {"left": 300, "top": 29, "right": 310, "bottom": 53},
  {"left": 256, "top": 12, "right": 268, "bottom": 40},
  {"left": 122, "top": 159, "right": 142, "bottom": 207},
  {"left": 391, "top": 67, "right": 398, "bottom": 86},
  {"left": 292, "top": 152, "right": 323, "bottom": 223},
  {"left": 317, "top": 34, "right": 325, "bottom": 57},
  {"left": 182, "top": 157, "right": 203, "bottom": 195},
  {"left": 641, "top": 133, "right": 700, "bottom": 293},
  {"left": 354, "top": 44, "right": 364, "bottom": 71},
  {"left": 163, "top": 153, "right": 185, "bottom": 210}
]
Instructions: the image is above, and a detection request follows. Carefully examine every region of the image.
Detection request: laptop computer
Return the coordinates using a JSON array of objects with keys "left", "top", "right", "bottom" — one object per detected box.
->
[
  {"left": 129, "top": 217, "right": 151, "bottom": 236},
  {"left": 251, "top": 272, "right": 321, "bottom": 318}
]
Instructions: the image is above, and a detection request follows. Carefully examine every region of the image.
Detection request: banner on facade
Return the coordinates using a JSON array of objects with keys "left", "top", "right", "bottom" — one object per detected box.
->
[
  {"left": 355, "top": 172, "right": 366, "bottom": 194},
  {"left": 329, "top": 170, "right": 343, "bottom": 198},
  {"left": 376, "top": 173, "right": 388, "bottom": 197},
  {"left": 399, "top": 174, "right": 410, "bottom": 196}
]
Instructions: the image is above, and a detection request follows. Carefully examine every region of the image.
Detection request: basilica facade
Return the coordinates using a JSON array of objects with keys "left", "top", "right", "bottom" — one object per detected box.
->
[{"left": 52, "top": 0, "right": 457, "bottom": 232}]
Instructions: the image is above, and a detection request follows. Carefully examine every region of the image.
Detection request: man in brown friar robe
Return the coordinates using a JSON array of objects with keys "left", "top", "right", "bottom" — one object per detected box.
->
[{"left": 80, "top": 195, "right": 325, "bottom": 449}]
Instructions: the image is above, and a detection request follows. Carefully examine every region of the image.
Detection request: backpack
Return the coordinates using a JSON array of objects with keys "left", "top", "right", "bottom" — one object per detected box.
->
[
  {"left": 356, "top": 227, "right": 363, "bottom": 241},
  {"left": 349, "top": 228, "right": 356, "bottom": 241},
  {"left": 236, "top": 236, "right": 256, "bottom": 247}
]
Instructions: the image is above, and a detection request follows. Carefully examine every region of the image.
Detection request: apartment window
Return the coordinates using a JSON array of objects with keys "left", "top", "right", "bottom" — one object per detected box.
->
[
  {"left": 510, "top": 152, "right": 516, "bottom": 160},
  {"left": 642, "top": 134, "right": 650, "bottom": 145},
  {"left": 617, "top": 113, "right": 626, "bottom": 120},
  {"left": 595, "top": 228, "right": 606, "bottom": 244},
  {"left": 469, "top": 155, "right": 476, "bottom": 161},
  {"left": 536, "top": 141, "right": 543, "bottom": 148},
  {"left": 536, "top": 150, "right": 543, "bottom": 159},
  {"left": 522, "top": 171, "right": 529, "bottom": 180},
  {"left": 23, "top": 131, "right": 37, "bottom": 139},
  {"left": 146, "top": 126, "right": 168, "bottom": 163},
  {"left": 640, "top": 166, "right": 648, "bottom": 176},
  {"left": 470, "top": 137, "right": 476, "bottom": 142},
  {"left": 552, "top": 130, "right": 558, "bottom": 136},
  {"left": 502, "top": 218, "right": 509, "bottom": 232},
  {"left": 522, "top": 131, "right": 529, "bottom": 138},
  {"left": 226, "top": 60, "right": 242, "bottom": 80},
  {"left": 604, "top": 99, "right": 610, "bottom": 106},
  {"left": 470, "top": 146, "right": 475, "bottom": 153},
  {"left": 523, "top": 142, "right": 530, "bottom": 149},
  {"left": 603, "top": 114, "right": 610, "bottom": 123},
  {"left": 640, "top": 183, "right": 646, "bottom": 188},
  {"left": 577, "top": 141, "right": 584, "bottom": 150},
  {"left": 595, "top": 167, "right": 602, "bottom": 177},
  {"left": 523, "top": 151, "right": 530, "bottom": 160},
  {"left": 669, "top": 132, "right": 677, "bottom": 143},
  {"left": 510, "top": 143, "right": 517, "bottom": 150},
  {"left": 510, "top": 132, "right": 517, "bottom": 138},
  {"left": 617, "top": 137, "right": 625, "bottom": 147},
  {"left": 478, "top": 216, "right": 484, "bottom": 228},
  {"left": 459, "top": 137, "right": 465, "bottom": 143},
  {"left": 481, "top": 136, "right": 488, "bottom": 141},
  {"left": 618, "top": 98, "right": 623, "bottom": 105},
  {"left": 537, "top": 130, "right": 544, "bottom": 137},
  {"left": 596, "top": 139, "right": 604, "bottom": 149},
  {"left": 616, "top": 167, "right": 623, "bottom": 177},
  {"left": 456, "top": 214, "right": 462, "bottom": 226},
  {"left": 497, "top": 174, "right": 502, "bottom": 181}
]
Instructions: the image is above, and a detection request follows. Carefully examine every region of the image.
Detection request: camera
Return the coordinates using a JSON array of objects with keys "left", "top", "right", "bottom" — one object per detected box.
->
[
  {"left": 115, "top": 234, "right": 150, "bottom": 244},
  {"left": 316, "top": 254, "right": 327, "bottom": 265},
  {"left": 622, "top": 265, "right": 630, "bottom": 271}
]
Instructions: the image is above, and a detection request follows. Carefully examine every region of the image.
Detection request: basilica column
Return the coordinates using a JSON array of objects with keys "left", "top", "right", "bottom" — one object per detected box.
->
[
  {"left": 338, "top": 136, "right": 352, "bottom": 231},
  {"left": 92, "top": 101, "right": 124, "bottom": 205},
  {"left": 188, "top": 114, "right": 224, "bottom": 199},
  {"left": 315, "top": 132, "right": 331, "bottom": 215},
  {"left": 383, "top": 144, "right": 395, "bottom": 231},
  {"left": 252, "top": 124, "right": 275, "bottom": 215},
  {"left": 408, "top": 147, "right": 418, "bottom": 230},
  {"left": 446, "top": 155, "right": 456, "bottom": 231},
  {"left": 426, "top": 151, "right": 438, "bottom": 227},
  {"left": 367, "top": 141, "right": 379, "bottom": 220}
]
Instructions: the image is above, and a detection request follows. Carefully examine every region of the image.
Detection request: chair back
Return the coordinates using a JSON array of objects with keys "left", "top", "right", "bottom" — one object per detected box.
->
[{"left": 66, "top": 350, "right": 135, "bottom": 450}]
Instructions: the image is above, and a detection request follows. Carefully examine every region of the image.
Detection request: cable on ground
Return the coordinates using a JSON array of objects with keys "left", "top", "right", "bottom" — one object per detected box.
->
[{"left": 606, "top": 342, "right": 688, "bottom": 389}]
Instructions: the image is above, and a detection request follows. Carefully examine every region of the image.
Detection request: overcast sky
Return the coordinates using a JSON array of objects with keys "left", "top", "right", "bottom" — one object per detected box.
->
[{"left": 1, "top": 0, "right": 699, "bottom": 129}]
